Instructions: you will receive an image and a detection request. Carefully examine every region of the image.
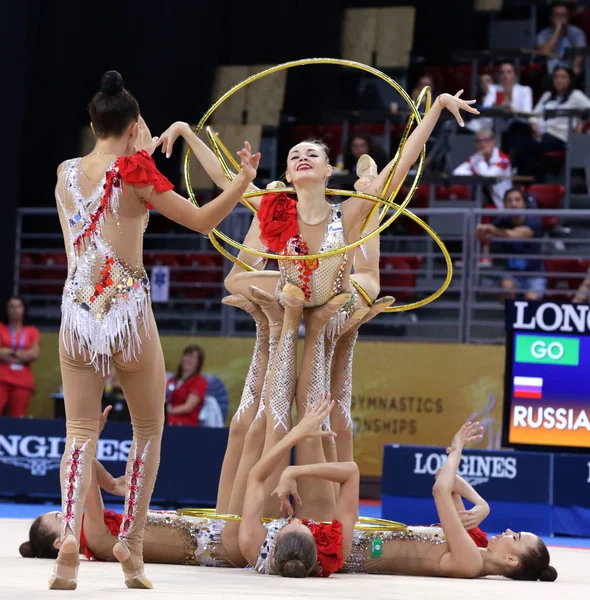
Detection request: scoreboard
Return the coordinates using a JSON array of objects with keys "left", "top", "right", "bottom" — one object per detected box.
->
[{"left": 503, "top": 300, "right": 590, "bottom": 452}]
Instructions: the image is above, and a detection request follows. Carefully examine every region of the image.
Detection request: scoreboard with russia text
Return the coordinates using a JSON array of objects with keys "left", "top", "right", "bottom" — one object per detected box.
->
[{"left": 503, "top": 300, "right": 590, "bottom": 453}]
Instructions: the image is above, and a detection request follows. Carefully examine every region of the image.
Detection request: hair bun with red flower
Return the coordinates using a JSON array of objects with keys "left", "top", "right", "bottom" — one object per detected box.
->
[{"left": 302, "top": 519, "right": 344, "bottom": 577}]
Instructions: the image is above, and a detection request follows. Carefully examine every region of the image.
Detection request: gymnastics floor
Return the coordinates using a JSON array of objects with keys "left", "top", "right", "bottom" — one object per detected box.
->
[{"left": 1, "top": 501, "right": 588, "bottom": 599}]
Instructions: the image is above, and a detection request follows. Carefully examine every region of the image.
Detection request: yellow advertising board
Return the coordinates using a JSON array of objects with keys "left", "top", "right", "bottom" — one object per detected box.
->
[{"left": 30, "top": 335, "right": 505, "bottom": 477}]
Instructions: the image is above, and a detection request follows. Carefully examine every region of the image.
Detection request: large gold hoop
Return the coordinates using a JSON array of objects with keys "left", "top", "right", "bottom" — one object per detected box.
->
[
  {"left": 184, "top": 58, "right": 452, "bottom": 312},
  {"left": 176, "top": 508, "right": 406, "bottom": 532}
]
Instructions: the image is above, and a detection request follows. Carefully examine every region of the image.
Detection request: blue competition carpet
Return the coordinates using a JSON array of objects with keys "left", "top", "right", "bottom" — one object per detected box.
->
[{"left": 3, "top": 499, "right": 589, "bottom": 550}]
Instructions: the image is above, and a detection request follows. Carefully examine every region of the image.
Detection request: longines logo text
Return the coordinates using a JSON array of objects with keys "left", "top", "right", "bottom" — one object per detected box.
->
[
  {"left": 413, "top": 452, "right": 517, "bottom": 486},
  {"left": 513, "top": 301, "right": 590, "bottom": 334},
  {"left": 0, "top": 435, "right": 131, "bottom": 476}
]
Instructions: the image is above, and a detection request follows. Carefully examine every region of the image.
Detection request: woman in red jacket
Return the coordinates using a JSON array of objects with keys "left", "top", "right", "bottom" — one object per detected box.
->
[
  {"left": 166, "top": 345, "right": 207, "bottom": 426},
  {"left": 0, "top": 296, "right": 41, "bottom": 417}
]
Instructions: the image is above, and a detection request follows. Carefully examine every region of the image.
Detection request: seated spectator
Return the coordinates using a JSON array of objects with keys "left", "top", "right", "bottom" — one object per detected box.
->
[
  {"left": 0, "top": 297, "right": 40, "bottom": 418},
  {"left": 497, "top": 62, "right": 533, "bottom": 114},
  {"left": 343, "top": 133, "right": 388, "bottom": 175},
  {"left": 466, "top": 73, "right": 498, "bottom": 132},
  {"left": 512, "top": 66, "right": 590, "bottom": 176},
  {"left": 410, "top": 73, "right": 439, "bottom": 103},
  {"left": 475, "top": 188, "right": 546, "bottom": 301},
  {"left": 453, "top": 130, "right": 512, "bottom": 267},
  {"left": 499, "top": 62, "right": 535, "bottom": 162},
  {"left": 453, "top": 129, "right": 512, "bottom": 209},
  {"left": 166, "top": 344, "right": 207, "bottom": 426},
  {"left": 537, "top": 3, "right": 586, "bottom": 76}
]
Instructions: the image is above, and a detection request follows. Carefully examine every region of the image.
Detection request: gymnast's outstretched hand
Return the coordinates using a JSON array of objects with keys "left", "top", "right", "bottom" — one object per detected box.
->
[
  {"left": 235, "top": 141, "right": 261, "bottom": 184},
  {"left": 154, "top": 121, "right": 191, "bottom": 158},
  {"left": 437, "top": 91, "right": 479, "bottom": 127},
  {"left": 135, "top": 116, "right": 159, "bottom": 155},
  {"left": 294, "top": 392, "right": 336, "bottom": 440},
  {"left": 272, "top": 466, "right": 302, "bottom": 517}
]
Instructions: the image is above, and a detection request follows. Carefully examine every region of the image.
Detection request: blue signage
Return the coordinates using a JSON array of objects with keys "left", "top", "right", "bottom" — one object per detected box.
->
[{"left": 0, "top": 418, "right": 228, "bottom": 505}]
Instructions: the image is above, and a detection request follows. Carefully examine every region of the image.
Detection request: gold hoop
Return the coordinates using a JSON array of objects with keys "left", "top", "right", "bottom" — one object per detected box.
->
[
  {"left": 184, "top": 58, "right": 452, "bottom": 312},
  {"left": 176, "top": 509, "right": 406, "bottom": 531}
]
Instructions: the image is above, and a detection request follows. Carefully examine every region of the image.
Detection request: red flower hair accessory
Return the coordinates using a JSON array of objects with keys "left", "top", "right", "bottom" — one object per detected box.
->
[
  {"left": 302, "top": 519, "right": 344, "bottom": 577},
  {"left": 258, "top": 192, "right": 298, "bottom": 253}
]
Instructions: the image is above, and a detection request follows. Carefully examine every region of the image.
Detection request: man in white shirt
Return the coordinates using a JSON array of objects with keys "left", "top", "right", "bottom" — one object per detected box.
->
[{"left": 453, "top": 129, "right": 513, "bottom": 209}]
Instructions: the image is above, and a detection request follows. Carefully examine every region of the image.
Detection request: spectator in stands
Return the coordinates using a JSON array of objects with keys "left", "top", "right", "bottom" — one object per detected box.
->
[
  {"left": 453, "top": 129, "right": 512, "bottom": 209},
  {"left": 343, "top": 133, "right": 388, "bottom": 175},
  {"left": 454, "top": 130, "right": 512, "bottom": 267},
  {"left": 497, "top": 62, "right": 534, "bottom": 164},
  {"left": 466, "top": 73, "right": 498, "bottom": 132},
  {"left": 497, "top": 62, "right": 533, "bottom": 114},
  {"left": 475, "top": 188, "right": 546, "bottom": 301},
  {"left": 166, "top": 345, "right": 207, "bottom": 426},
  {"left": 513, "top": 65, "right": 590, "bottom": 176},
  {"left": 0, "top": 297, "right": 40, "bottom": 417},
  {"left": 537, "top": 3, "right": 586, "bottom": 76},
  {"left": 410, "top": 73, "right": 439, "bottom": 103}
]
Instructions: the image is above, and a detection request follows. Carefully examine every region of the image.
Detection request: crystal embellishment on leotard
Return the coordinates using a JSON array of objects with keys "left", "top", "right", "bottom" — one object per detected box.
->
[
  {"left": 119, "top": 440, "right": 151, "bottom": 543},
  {"left": 57, "top": 158, "right": 151, "bottom": 373},
  {"left": 144, "top": 511, "right": 234, "bottom": 567},
  {"left": 278, "top": 204, "right": 349, "bottom": 308},
  {"left": 254, "top": 518, "right": 290, "bottom": 575},
  {"left": 236, "top": 319, "right": 266, "bottom": 422},
  {"left": 341, "top": 526, "right": 446, "bottom": 573},
  {"left": 256, "top": 333, "right": 278, "bottom": 421},
  {"left": 269, "top": 330, "right": 297, "bottom": 431},
  {"left": 62, "top": 438, "right": 90, "bottom": 538},
  {"left": 335, "top": 331, "right": 357, "bottom": 430}
]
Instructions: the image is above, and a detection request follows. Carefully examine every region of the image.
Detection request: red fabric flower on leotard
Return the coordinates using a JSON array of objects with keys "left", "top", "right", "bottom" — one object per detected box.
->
[
  {"left": 117, "top": 150, "right": 174, "bottom": 194},
  {"left": 302, "top": 519, "right": 344, "bottom": 577},
  {"left": 258, "top": 192, "right": 298, "bottom": 252}
]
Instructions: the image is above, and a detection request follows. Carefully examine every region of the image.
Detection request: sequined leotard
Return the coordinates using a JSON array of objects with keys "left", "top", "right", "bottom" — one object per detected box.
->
[
  {"left": 80, "top": 509, "right": 233, "bottom": 567},
  {"left": 341, "top": 526, "right": 447, "bottom": 574},
  {"left": 145, "top": 512, "right": 234, "bottom": 567},
  {"left": 55, "top": 153, "right": 169, "bottom": 372},
  {"left": 278, "top": 203, "right": 351, "bottom": 309}
]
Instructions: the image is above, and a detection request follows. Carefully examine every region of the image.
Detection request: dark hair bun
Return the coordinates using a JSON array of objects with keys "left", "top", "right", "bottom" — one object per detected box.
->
[
  {"left": 539, "top": 565, "right": 557, "bottom": 582},
  {"left": 19, "top": 541, "right": 36, "bottom": 558},
  {"left": 100, "top": 70, "right": 124, "bottom": 95},
  {"left": 281, "top": 559, "right": 308, "bottom": 578}
]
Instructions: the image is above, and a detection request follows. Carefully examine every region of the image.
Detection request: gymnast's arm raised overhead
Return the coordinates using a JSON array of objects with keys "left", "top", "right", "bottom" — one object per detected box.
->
[
  {"left": 342, "top": 92, "right": 479, "bottom": 228},
  {"left": 238, "top": 396, "right": 336, "bottom": 566}
]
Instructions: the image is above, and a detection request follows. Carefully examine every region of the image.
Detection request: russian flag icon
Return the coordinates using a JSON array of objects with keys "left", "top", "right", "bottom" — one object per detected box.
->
[{"left": 513, "top": 376, "right": 543, "bottom": 399}]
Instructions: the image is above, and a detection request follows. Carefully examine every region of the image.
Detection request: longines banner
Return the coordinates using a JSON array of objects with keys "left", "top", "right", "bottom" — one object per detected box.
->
[
  {"left": 29, "top": 335, "right": 505, "bottom": 478},
  {"left": 382, "top": 444, "right": 553, "bottom": 535},
  {"left": 0, "top": 418, "right": 227, "bottom": 504}
]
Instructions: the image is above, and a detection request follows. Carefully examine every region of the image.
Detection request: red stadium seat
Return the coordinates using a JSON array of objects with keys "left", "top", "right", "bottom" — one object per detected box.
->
[
  {"left": 528, "top": 184, "right": 565, "bottom": 232},
  {"left": 182, "top": 252, "right": 224, "bottom": 299},
  {"left": 543, "top": 259, "right": 587, "bottom": 300},
  {"left": 380, "top": 255, "right": 423, "bottom": 301}
]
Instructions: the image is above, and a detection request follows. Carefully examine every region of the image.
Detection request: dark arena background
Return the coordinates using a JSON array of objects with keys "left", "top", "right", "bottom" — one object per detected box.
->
[{"left": 1, "top": 1, "right": 589, "bottom": 597}]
